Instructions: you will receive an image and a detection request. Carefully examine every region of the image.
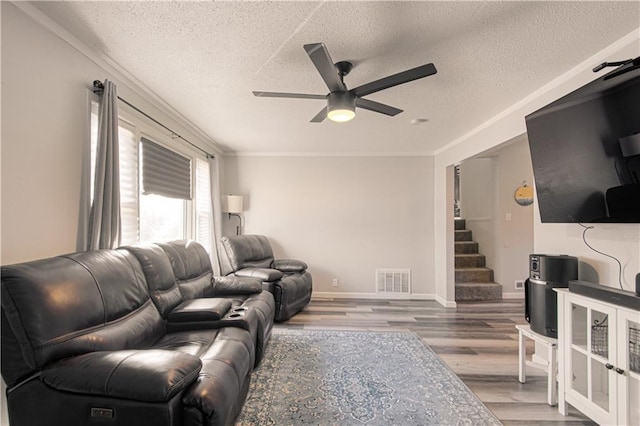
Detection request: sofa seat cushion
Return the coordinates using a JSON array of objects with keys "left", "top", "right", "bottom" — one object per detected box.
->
[
  {"left": 234, "top": 267, "right": 283, "bottom": 282},
  {"left": 167, "top": 298, "right": 232, "bottom": 323},
  {"left": 154, "top": 327, "right": 254, "bottom": 425},
  {"left": 41, "top": 350, "right": 202, "bottom": 402},
  {"left": 152, "top": 328, "right": 254, "bottom": 371}
]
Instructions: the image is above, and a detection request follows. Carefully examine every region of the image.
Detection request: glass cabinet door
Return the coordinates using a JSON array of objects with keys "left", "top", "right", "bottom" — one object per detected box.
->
[
  {"left": 617, "top": 311, "right": 640, "bottom": 425},
  {"left": 568, "top": 301, "right": 617, "bottom": 423}
]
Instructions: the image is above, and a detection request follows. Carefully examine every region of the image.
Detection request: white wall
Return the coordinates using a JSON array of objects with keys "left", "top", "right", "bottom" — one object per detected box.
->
[
  {"left": 533, "top": 212, "right": 640, "bottom": 291},
  {"left": 459, "top": 136, "right": 534, "bottom": 297},
  {"left": 460, "top": 157, "right": 497, "bottom": 278},
  {"left": 495, "top": 137, "right": 534, "bottom": 294},
  {"left": 0, "top": 3, "right": 219, "bottom": 265},
  {"left": 434, "top": 30, "right": 640, "bottom": 303},
  {"left": 222, "top": 155, "right": 436, "bottom": 297}
]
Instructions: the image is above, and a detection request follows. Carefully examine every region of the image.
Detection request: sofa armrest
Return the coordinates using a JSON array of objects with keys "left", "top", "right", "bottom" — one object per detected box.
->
[
  {"left": 40, "top": 350, "right": 202, "bottom": 402},
  {"left": 234, "top": 267, "right": 283, "bottom": 282},
  {"left": 212, "top": 276, "right": 263, "bottom": 295},
  {"left": 272, "top": 259, "right": 307, "bottom": 273},
  {"left": 167, "top": 298, "right": 232, "bottom": 323}
]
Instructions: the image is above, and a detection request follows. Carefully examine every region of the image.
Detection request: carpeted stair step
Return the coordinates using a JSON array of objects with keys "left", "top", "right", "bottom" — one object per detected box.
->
[
  {"left": 455, "top": 254, "right": 486, "bottom": 268},
  {"left": 454, "top": 230, "right": 473, "bottom": 241},
  {"left": 454, "top": 218, "right": 466, "bottom": 230},
  {"left": 455, "top": 241, "right": 478, "bottom": 254},
  {"left": 455, "top": 282, "right": 503, "bottom": 301},
  {"left": 455, "top": 267, "right": 494, "bottom": 283}
]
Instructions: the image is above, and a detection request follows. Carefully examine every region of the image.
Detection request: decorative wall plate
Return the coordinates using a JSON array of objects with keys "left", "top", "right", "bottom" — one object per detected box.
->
[{"left": 514, "top": 182, "right": 534, "bottom": 206}]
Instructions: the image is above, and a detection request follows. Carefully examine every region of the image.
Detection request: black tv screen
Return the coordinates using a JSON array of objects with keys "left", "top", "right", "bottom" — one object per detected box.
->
[{"left": 525, "top": 57, "right": 640, "bottom": 223}]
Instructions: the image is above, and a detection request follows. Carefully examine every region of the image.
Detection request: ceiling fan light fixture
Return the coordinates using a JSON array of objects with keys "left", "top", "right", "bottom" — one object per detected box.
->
[
  {"left": 327, "top": 92, "right": 356, "bottom": 123},
  {"left": 327, "top": 107, "right": 355, "bottom": 122}
]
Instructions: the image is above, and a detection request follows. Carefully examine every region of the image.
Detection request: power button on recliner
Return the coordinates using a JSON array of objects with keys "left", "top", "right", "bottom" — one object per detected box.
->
[{"left": 91, "top": 407, "right": 114, "bottom": 419}]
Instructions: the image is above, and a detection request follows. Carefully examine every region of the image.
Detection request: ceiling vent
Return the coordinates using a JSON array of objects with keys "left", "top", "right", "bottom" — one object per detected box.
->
[{"left": 376, "top": 269, "right": 411, "bottom": 294}]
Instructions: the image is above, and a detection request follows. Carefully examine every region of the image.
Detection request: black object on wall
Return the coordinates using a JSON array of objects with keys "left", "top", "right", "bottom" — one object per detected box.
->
[
  {"left": 525, "top": 56, "right": 640, "bottom": 223},
  {"left": 525, "top": 254, "right": 578, "bottom": 338}
]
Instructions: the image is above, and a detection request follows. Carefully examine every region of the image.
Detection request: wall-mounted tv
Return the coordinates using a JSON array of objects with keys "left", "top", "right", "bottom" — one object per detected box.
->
[{"left": 525, "top": 57, "right": 640, "bottom": 223}]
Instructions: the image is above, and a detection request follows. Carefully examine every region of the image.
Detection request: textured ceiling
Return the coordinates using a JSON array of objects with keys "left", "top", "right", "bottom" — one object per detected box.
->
[{"left": 32, "top": 1, "right": 640, "bottom": 155}]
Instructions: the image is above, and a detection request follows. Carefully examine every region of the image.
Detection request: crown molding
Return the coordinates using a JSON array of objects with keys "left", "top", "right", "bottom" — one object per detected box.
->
[
  {"left": 12, "top": 1, "right": 223, "bottom": 156},
  {"left": 223, "top": 150, "right": 435, "bottom": 158},
  {"left": 433, "top": 27, "right": 640, "bottom": 157}
]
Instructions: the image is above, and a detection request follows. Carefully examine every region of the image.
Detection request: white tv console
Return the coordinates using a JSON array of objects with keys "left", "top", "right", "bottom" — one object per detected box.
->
[{"left": 556, "top": 289, "right": 640, "bottom": 425}]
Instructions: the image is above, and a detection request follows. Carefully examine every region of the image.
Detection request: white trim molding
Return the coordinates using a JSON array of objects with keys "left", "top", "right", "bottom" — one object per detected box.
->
[
  {"left": 503, "top": 292, "right": 525, "bottom": 300},
  {"left": 312, "top": 292, "right": 436, "bottom": 301},
  {"left": 11, "top": 1, "right": 223, "bottom": 157}
]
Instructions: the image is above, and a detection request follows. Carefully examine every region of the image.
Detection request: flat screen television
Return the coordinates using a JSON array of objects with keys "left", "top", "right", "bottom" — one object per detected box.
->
[{"left": 525, "top": 57, "right": 640, "bottom": 223}]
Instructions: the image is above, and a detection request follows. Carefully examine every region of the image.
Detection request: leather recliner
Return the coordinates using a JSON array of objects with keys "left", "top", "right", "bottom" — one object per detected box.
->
[
  {"left": 219, "top": 235, "right": 312, "bottom": 322},
  {"left": 1, "top": 249, "right": 254, "bottom": 426},
  {"left": 123, "top": 240, "right": 275, "bottom": 366}
]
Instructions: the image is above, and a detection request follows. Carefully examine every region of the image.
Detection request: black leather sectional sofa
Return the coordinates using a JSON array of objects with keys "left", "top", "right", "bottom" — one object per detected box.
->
[
  {"left": 1, "top": 240, "right": 277, "bottom": 426},
  {"left": 219, "top": 235, "right": 313, "bottom": 322}
]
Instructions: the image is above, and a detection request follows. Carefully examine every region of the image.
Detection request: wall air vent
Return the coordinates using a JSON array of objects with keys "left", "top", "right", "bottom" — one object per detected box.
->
[{"left": 376, "top": 269, "right": 411, "bottom": 294}]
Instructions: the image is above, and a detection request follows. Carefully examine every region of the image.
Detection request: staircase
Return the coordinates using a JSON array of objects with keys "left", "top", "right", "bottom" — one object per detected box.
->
[{"left": 454, "top": 218, "right": 502, "bottom": 301}]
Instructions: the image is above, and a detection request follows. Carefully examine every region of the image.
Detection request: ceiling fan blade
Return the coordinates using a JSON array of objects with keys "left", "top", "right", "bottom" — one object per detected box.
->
[
  {"left": 303, "top": 43, "right": 347, "bottom": 93},
  {"left": 253, "top": 91, "right": 326, "bottom": 100},
  {"left": 355, "top": 98, "right": 403, "bottom": 116},
  {"left": 310, "top": 107, "right": 327, "bottom": 123},
  {"left": 352, "top": 63, "right": 437, "bottom": 98}
]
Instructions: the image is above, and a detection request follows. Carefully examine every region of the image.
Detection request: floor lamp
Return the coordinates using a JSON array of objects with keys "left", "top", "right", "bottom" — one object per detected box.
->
[{"left": 224, "top": 195, "right": 243, "bottom": 236}]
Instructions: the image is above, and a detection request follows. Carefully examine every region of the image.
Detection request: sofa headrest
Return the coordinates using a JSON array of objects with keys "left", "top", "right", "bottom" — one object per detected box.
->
[
  {"left": 121, "top": 243, "right": 184, "bottom": 317},
  {"left": 219, "top": 235, "right": 274, "bottom": 274},
  {"left": 158, "top": 240, "right": 214, "bottom": 300}
]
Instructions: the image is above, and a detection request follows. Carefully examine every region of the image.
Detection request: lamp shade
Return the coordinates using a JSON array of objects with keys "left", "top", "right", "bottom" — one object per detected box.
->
[
  {"left": 619, "top": 133, "right": 640, "bottom": 157},
  {"left": 224, "top": 195, "right": 243, "bottom": 213}
]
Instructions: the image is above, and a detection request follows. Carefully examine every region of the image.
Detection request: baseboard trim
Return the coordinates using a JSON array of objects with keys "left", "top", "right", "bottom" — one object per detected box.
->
[
  {"left": 311, "top": 293, "right": 458, "bottom": 308},
  {"left": 312, "top": 292, "right": 436, "bottom": 301},
  {"left": 502, "top": 292, "right": 525, "bottom": 300},
  {"left": 435, "top": 295, "right": 457, "bottom": 308}
]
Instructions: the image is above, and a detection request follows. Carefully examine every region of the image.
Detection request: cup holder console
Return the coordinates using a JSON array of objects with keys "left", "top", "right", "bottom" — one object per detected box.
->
[{"left": 225, "top": 307, "right": 248, "bottom": 319}]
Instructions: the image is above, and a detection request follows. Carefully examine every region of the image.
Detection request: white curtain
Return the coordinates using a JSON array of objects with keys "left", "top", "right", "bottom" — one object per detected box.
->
[
  {"left": 208, "top": 155, "right": 224, "bottom": 275},
  {"left": 88, "top": 80, "right": 121, "bottom": 250}
]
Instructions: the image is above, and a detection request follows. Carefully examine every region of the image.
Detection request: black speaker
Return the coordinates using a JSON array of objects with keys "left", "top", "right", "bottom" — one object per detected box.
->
[
  {"left": 526, "top": 254, "right": 578, "bottom": 337},
  {"left": 636, "top": 272, "right": 640, "bottom": 296},
  {"left": 529, "top": 254, "right": 579, "bottom": 282}
]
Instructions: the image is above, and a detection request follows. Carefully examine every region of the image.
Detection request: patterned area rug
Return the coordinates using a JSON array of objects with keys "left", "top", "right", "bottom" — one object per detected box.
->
[{"left": 236, "top": 329, "right": 501, "bottom": 425}]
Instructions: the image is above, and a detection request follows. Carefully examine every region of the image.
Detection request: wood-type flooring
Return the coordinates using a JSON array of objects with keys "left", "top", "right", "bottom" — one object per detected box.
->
[{"left": 276, "top": 298, "right": 596, "bottom": 425}]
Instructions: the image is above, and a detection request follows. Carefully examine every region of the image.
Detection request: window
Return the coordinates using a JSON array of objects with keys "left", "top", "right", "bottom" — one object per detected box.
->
[
  {"left": 139, "top": 194, "right": 185, "bottom": 242},
  {"left": 195, "top": 158, "right": 212, "bottom": 254},
  {"left": 89, "top": 100, "right": 212, "bottom": 247}
]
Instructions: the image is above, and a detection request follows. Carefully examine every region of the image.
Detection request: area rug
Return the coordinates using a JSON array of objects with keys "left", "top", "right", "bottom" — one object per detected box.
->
[{"left": 236, "top": 329, "right": 501, "bottom": 425}]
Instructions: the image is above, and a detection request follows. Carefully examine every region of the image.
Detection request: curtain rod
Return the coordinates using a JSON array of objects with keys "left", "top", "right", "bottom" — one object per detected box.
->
[{"left": 92, "top": 80, "right": 214, "bottom": 158}]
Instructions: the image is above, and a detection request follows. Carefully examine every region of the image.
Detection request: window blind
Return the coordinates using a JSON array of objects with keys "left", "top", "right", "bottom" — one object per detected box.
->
[
  {"left": 141, "top": 138, "right": 192, "bottom": 200},
  {"left": 195, "top": 158, "right": 212, "bottom": 254},
  {"left": 119, "top": 125, "right": 139, "bottom": 245}
]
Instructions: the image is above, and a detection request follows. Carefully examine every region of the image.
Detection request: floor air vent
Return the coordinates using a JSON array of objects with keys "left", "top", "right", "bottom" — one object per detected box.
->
[{"left": 376, "top": 269, "right": 411, "bottom": 294}]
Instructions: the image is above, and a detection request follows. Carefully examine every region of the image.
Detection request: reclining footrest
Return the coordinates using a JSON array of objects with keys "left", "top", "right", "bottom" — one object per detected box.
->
[{"left": 41, "top": 350, "right": 202, "bottom": 402}]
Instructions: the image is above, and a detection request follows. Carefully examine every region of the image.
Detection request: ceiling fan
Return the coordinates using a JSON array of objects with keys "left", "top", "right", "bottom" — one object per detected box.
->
[{"left": 253, "top": 43, "right": 437, "bottom": 123}]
